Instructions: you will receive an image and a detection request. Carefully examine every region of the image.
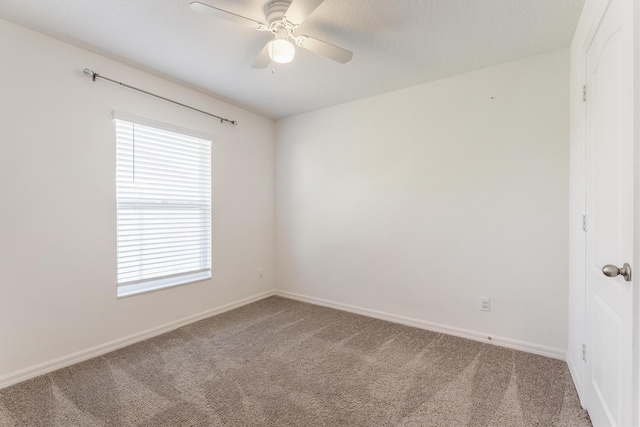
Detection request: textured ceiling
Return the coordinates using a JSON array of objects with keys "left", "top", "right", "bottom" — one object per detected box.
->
[{"left": 0, "top": 0, "right": 585, "bottom": 119}]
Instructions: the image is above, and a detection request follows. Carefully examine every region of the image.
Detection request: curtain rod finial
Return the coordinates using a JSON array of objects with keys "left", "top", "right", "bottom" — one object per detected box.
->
[{"left": 83, "top": 68, "right": 97, "bottom": 81}]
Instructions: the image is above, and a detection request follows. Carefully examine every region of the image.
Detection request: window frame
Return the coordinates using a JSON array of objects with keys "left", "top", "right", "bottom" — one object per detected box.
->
[{"left": 113, "top": 112, "right": 213, "bottom": 298}]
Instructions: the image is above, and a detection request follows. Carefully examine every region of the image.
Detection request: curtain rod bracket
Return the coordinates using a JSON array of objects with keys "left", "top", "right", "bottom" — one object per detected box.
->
[{"left": 82, "top": 68, "right": 238, "bottom": 126}]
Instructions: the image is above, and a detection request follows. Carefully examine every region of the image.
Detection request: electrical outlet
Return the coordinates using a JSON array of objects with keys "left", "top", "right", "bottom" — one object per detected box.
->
[
  {"left": 259, "top": 268, "right": 263, "bottom": 279},
  {"left": 480, "top": 297, "right": 491, "bottom": 312}
]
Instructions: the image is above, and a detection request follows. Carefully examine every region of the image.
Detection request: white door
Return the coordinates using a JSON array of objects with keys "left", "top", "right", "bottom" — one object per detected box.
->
[{"left": 584, "top": 0, "right": 634, "bottom": 425}]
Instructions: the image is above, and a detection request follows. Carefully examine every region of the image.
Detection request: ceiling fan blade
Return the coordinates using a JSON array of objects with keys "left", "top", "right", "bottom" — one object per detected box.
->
[
  {"left": 284, "top": 0, "right": 325, "bottom": 25},
  {"left": 297, "top": 36, "right": 353, "bottom": 64},
  {"left": 190, "top": 2, "right": 266, "bottom": 30},
  {"left": 252, "top": 42, "right": 272, "bottom": 68}
]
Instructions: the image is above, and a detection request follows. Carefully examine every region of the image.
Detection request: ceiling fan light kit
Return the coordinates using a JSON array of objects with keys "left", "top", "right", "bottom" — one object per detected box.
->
[
  {"left": 190, "top": 0, "right": 352, "bottom": 68},
  {"left": 268, "top": 37, "right": 295, "bottom": 64}
]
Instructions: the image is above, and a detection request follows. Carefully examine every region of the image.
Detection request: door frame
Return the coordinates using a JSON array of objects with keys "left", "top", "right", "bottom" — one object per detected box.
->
[
  {"left": 569, "top": 0, "right": 639, "bottom": 424},
  {"left": 633, "top": 0, "right": 640, "bottom": 421}
]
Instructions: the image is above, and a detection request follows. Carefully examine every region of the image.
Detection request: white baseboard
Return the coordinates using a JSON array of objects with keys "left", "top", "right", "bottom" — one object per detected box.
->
[
  {"left": 275, "top": 290, "right": 566, "bottom": 361},
  {"left": 0, "top": 290, "right": 276, "bottom": 390},
  {"left": 1, "top": 288, "right": 568, "bottom": 390}
]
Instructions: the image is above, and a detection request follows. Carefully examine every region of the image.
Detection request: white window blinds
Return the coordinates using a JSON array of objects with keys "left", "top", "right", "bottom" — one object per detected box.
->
[{"left": 115, "top": 114, "right": 212, "bottom": 297}]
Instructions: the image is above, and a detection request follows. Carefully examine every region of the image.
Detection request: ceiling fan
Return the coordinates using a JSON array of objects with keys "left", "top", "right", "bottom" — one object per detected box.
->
[{"left": 190, "top": 0, "right": 353, "bottom": 67}]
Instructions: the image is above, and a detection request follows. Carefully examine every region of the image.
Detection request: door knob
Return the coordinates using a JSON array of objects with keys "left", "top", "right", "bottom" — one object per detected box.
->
[{"left": 602, "top": 263, "right": 632, "bottom": 282}]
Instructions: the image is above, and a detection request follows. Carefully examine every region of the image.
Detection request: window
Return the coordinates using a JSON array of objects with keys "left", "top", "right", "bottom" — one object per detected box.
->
[{"left": 115, "top": 113, "right": 212, "bottom": 297}]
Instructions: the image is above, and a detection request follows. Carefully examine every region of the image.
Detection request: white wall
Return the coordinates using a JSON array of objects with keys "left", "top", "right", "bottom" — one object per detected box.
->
[
  {"left": 0, "top": 19, "right": 275, "bottom": 381},
  {"left": 276, "top": 49, "right": 570, "bottom": 354},
  {"left": 0, "top": 13, "right": 573, "bottom": 385}
]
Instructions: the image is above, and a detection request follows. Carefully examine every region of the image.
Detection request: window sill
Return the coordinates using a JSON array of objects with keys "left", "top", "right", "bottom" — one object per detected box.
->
[{"left": 117, "top": 271, "right": 212, "bottom": 298}]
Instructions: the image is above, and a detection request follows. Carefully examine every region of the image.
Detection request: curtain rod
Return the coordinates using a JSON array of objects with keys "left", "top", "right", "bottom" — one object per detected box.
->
[{"left": 83, "top": 68, "right": 238, "bottom": 125}]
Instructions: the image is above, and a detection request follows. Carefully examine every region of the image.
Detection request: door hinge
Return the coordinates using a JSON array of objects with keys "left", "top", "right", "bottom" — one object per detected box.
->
[
  {"left": 582, "top": 344, "right": 587, "bottom": 361},
  {"left": 582, "top": 215, "right": 587, "bottom": 232},
  {"left": 582, "top": 85, "right": 587, "bottom": 102}
]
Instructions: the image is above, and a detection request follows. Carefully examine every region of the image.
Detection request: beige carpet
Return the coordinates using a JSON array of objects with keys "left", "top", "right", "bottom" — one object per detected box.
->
[{"left": 0, "top": 296, "right": 591, "bottom": 426}]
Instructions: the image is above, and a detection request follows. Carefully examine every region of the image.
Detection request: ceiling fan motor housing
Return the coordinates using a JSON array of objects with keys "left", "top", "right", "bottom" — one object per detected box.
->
[{"left": 265, "top": 1, "right": 292, "bottom": 27}]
